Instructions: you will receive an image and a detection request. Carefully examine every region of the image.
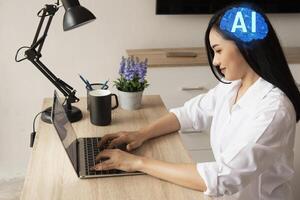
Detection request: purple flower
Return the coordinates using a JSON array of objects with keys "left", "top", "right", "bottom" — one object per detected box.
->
[
  {"left": 123, "top": 65, "right": 135, "bottom": 80},
  {"left": 136, "top": 62, "right": 147, "bottom": 81},
  {"left": 138, "top": 78, "right": 145, "bottom": 83},
  {"left": 119, "top": 56, "right": 126, "bottom": 75},
  {"left": 118, "top": 56, "right": 148, "bottom": 81}
]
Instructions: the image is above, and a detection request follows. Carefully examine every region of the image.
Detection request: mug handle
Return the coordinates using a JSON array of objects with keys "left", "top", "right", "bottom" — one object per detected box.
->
[{"left": 111, "top": 94, "right": 119, "bottom": 110}]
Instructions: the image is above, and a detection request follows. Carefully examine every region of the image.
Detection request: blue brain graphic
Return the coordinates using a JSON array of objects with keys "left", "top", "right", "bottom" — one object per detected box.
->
[{"left": 220, "top": 7, "right": 268, "bottom": 42}]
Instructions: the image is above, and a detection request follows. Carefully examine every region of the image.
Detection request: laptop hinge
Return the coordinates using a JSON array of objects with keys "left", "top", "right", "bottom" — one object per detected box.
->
[
  {"left": 77, "top": 138, "right": 87, "bottom": 178},
  {"left": 76, "top": 139, "right": 80, "bottom": 177}
]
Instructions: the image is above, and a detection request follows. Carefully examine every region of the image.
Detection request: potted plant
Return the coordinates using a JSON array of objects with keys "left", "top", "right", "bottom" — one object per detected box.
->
[{"left": 114, "top": 56, "right": 149, "bottom": 110}]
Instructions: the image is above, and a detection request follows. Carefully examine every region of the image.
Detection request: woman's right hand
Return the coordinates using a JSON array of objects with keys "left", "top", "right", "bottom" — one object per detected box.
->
[{"left": 97, "top": 131, "right": 147, "bottom": 152}]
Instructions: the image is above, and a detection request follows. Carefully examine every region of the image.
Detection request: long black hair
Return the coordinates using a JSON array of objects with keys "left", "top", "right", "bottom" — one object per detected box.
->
[{"left": 205, "top": 2, "right": 300, "bottom": 122}]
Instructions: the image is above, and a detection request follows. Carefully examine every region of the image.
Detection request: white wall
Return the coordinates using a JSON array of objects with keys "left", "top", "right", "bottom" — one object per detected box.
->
[{"left": 1, "top": 0, "right": 300, "bottom": 197}]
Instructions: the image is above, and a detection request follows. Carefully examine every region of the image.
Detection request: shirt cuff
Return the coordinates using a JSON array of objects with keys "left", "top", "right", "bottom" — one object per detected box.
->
[
  {"left": 197, "top": 162, "right": 219, "bottom": 196},
  {"left": 169, "top": 107, "right": 193, "bottom": 130}
]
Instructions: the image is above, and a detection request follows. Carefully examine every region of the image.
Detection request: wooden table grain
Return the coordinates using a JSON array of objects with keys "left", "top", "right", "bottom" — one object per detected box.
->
[{"left": 20, "top": 95, "right": 206, "bottom": 200}]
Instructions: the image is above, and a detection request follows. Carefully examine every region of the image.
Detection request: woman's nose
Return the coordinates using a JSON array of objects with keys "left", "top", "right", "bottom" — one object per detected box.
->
[{"left": 212, "top": 55, "right": 220, "bottom": 67}]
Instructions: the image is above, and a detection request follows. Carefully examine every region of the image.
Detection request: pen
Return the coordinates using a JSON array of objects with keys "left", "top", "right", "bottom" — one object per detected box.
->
[
  {"left": 78, "top": 74, "right": 93, "bottom": 90},
  {"left": 79, "top": 74, "right": 88, "bottom": 85},
  {"left": 86, "top": 80, "right": 93, "bottom": 90},
  {"left": 101, "top": 80, "right": 109, "bottom": 89}
]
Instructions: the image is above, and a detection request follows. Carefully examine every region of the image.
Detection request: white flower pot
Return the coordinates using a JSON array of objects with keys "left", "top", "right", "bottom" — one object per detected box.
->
[{"left": 118, "top": 90, "right": 143, "bottom": 110}]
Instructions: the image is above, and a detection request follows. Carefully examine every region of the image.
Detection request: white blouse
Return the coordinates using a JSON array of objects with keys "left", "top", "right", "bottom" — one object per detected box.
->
[{"left": 170, "top": 77, "right": 296, "bottom": 200}]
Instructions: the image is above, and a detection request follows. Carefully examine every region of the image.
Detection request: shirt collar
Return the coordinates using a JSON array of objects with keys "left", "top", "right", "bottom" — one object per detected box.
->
[{"left": 234, "top": 77, "right": 275, "bottom": 109}]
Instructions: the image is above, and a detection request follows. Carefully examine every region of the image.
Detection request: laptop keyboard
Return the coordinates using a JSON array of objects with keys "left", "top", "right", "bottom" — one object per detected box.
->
[{"left": 84, "top": 137, "right": 126, "bottom": 176}]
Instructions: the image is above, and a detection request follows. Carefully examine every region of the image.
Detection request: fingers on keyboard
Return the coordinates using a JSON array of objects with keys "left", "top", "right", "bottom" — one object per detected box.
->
[{"left": 113, "top": 143, "right": 127, "bottom": 151}]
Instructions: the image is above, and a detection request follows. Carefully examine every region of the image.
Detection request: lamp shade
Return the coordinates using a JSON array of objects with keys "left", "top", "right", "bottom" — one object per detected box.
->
[{"left": 61, "top": 0, "right": 96, "bottom": 31}]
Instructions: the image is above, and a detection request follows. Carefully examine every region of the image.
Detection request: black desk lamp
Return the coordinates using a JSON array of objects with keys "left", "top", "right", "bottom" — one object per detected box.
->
[{"left": 15, "top": 0, "right": 96, "bottom": 124}]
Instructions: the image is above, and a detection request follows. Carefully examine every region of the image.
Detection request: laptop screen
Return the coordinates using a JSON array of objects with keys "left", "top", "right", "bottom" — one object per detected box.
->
[{"left": 51, "top": 91, "right": 78, "bottom": 173}]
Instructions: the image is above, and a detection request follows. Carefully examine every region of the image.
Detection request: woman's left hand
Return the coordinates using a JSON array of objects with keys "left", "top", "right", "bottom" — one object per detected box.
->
[{"left": 91, "top": 149, "right": 143, "bottom": 172}]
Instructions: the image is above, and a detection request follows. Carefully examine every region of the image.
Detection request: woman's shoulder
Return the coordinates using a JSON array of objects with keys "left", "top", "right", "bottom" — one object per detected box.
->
[
  {"left": 254, "top": 87, "right": 296, "bottom": 145},
  {"left": 256, "top": 86, "right": 296, "bottom": 124},
  {"left": 265, "top": 86, "right": 294, "bottom": 111}
]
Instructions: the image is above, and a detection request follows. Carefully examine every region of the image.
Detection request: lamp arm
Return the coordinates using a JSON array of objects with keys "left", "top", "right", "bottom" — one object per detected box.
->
[
  {"left": 25, "top": 55, "right": 79, "bottom": 104},
  {"left": 24, "top": 3, "right": 79, "bottom": 104}
]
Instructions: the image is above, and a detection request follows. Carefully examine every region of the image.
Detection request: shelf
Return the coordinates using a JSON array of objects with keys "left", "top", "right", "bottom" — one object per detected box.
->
[{"left": 127, "top": 47, "right": 300, "bottom": 67}]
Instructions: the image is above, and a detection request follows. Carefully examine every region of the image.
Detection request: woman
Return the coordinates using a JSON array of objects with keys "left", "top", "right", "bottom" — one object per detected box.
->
[{"left": 91, "top": 3, "right": 300, "bottom": 199}]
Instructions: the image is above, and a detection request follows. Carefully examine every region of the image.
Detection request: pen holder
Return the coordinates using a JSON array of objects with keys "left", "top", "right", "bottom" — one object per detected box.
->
[{"left": 86, "top": 83, "right": 109, "bottom": 111}]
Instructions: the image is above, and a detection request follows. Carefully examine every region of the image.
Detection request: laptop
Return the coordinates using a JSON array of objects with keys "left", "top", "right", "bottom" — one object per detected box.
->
[{"left": 51, "top": 90, "right": 144, "bottom": 178}]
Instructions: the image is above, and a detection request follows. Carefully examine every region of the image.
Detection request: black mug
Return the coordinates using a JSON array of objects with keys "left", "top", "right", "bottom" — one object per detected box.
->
[
  {"left": 89, "top": 89, "right": 119, "bottom": 126},
  {"left": 86, "top": 83, "right": 109, "bottom": 111}
]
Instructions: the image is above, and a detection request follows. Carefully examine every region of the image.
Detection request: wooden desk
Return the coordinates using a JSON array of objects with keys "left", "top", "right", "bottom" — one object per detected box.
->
[{"left": 21, "top": 95, "right": 206, "bottom": 200}]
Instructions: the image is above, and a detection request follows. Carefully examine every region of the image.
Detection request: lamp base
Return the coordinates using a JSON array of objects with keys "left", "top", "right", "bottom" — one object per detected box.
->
[{"left": 41, "top": 106, "right": 83, "bottom": 124}]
